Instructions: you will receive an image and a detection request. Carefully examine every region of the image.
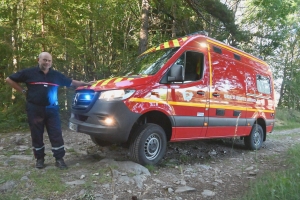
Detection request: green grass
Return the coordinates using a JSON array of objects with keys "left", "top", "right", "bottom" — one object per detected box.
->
[
  {"left": 29, "top": 169, "right": 67, "bottom": 198},
  {"left": 0, "top": 170, "right": 25, "bottom": 200},
  {"left": 239, "top": 143, "right": 300, "bottom": 200},
  {"left": 269, "top": 132, "right": 300, "bottom": 141},
  {"left": 0, "top": 170, "right": 24, "bottom": 184},
  {"left": 274, "top": 108, "right": 300, "bottom": 131},
  {"left": 145, "top": 164, "right": 157, "bottom": 173},
  {"left": 77, "top": 191, "right": 95, "bottom": 200},
  {"left": 0, "top": 193, "right": 20, "bottom": 200},
  {"left": 0, "top": 169, "right": 68, "bottom": 200}
]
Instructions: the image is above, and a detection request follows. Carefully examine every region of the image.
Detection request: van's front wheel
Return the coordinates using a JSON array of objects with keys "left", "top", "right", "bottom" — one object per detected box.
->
[
  {"left": 130, "top": 123, "right": 167, "bottom": 165},
  {"left": 244, "top": 124, "right": 264, "bottom": 150}
]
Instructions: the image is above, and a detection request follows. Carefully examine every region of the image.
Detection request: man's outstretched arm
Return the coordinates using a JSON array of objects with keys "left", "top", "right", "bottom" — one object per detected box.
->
[{"left": 71, "top": 80, "right": 95, "bottom": 87}]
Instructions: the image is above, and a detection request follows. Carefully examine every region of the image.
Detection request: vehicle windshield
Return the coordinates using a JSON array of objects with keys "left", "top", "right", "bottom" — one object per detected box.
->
[{"left": 134, "top": 48, "right": 179, "bottom": 75}]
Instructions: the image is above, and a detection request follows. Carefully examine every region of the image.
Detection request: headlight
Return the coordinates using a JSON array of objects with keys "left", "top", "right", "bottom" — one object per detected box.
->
[{"left": 99, "top": 89, "right": 135, "bottom": 101}]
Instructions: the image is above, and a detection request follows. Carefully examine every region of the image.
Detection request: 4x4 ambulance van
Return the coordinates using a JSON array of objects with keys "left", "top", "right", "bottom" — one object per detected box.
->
[{"left": 69, "top": 33, "right": 275, "bottom": 165}]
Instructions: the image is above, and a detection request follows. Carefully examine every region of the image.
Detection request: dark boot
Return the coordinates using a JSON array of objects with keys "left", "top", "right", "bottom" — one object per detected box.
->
[
  {"left": 55, "top": 158, "right": 68, "bottom": 169},
  {"left": 36, "top": 158, "right": 45, "bottom": 169}
]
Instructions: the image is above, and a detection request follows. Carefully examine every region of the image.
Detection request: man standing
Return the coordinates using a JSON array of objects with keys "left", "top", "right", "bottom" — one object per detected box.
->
[{"left": 5, "top": 52, "right": 94, "bottom": 169}]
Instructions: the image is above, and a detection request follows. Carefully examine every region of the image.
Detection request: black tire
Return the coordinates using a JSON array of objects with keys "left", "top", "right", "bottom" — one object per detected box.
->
[
  {"left": 244, "top": 124, "right": 264, "bottom": 150},
  {"left": 129, "top": 123, "right": 167, "bottom": 165},
  {"left": 90, "top": 136, "right": 112, "bottom": 147}
]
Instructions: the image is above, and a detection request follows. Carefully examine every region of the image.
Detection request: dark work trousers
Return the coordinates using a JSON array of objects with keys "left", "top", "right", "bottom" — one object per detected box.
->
[{"left": 26, "top": 102, "right": 65, "bottom": 160}]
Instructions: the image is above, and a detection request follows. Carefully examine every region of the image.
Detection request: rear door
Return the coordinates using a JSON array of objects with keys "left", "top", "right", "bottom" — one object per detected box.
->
[{"left": 245, "top": 64, "right": 275, "bottom": 134}]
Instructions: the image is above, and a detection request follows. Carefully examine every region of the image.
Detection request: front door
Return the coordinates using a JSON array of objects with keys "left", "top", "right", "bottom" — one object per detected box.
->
[{"left": 166, "top": 51, "right": 209, "bottom": 141}]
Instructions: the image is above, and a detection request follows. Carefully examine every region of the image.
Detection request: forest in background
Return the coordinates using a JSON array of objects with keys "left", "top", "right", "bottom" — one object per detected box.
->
[{"left": 1, "top": 0, "right": 300, "bottom": 131}]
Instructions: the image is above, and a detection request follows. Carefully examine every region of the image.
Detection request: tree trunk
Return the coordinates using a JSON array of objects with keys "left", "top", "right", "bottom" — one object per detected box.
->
[
  {"left": 277, "top": 58, "right": 288, "bottom": 107},
  {"left": 138, "top": 0, "right": 149, "bottom": 55},
  {"left": 40, "top": 0, "right": 45, "bottom": 51},
  {"left": 171, "top": 3, "right": 176, "bottom": 38}
]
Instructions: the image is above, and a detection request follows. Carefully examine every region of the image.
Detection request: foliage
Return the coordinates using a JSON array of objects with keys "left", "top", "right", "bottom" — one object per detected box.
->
[
  {"left": 0, "top": 0, "right": 240, "bottom": 123},
  {"left": 0, "top": 94, "right": 28, "bottom": 132},
  {"left": 240, "top": 0, "right": 298, "bottom": 57},
  {"left": 1, "top": 0, "right": 300, "bottom": 124},
  {"left": 238, "top": 0, "right": 300, "bottom": 111}
]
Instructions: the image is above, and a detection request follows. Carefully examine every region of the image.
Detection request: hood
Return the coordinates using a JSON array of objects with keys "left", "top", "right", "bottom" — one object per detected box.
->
[{"left": 77, "top": 75, "right": 152, "bottom": 91}]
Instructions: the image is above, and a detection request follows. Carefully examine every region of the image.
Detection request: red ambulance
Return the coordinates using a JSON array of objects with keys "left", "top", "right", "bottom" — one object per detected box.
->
[{"left": 69, "top": 32, "right": 276, "bottom": 165}]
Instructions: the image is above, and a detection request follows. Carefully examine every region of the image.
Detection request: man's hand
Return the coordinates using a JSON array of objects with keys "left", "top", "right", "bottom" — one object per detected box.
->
[
  {"left": 71, "top": 80, "right": 96, "bottom": 87},
  {"left": 87, "top": 81, "right": 96, "bottom": 86}
]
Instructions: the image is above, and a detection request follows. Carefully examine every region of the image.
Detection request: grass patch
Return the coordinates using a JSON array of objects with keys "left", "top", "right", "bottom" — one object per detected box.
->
[
  {"left": 88, "top": 168, "right": 113, "bottom": 184},
  {"left": 269, "top": 132, "right": 300, "bottom": 140},
  {"left": 274, "top": 108, "right": 300, "bottom": 131},
  {"left": 28, "top": 169, "right": 67, "bottom": 198},
  {"left": 0, "top": 170, "right": 24, "bottom": 184},
  {"left": 179, "top": 154, "right": 191, "bottom": 163},
  {"left": 0, "top": 192, "right": 20, "bottom": 200},
  {"left": 2, "top": 150, "right": 18, "bottom": 158},
  {"left": 67, "top": 147, "right": 81, "bottom": 157},
  {"left": 0, "top": 170, "right": 25, "bottom": 200},
  {"left": 145, "top": 164, "right": 157, "bottom": 173},
  {"left": 239, "top": 143, "right": 300, "bottom": 200},
  {"left": 77, "top": 191, "right": 95, "bottom": 200},
  {"left": 24, "top": 148, "right": 33, "bottom": 155}
]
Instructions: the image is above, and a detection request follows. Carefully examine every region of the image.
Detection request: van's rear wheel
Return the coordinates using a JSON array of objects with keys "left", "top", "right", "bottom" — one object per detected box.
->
[
  {"left": 244, "top": 124, "right": 263, "bottom": 150},
  {"left": 129, "top": 123, "right": 167, "bottom": 165},
  {"left": 90, "top": 136, "right": 112, "bottom": 146}
]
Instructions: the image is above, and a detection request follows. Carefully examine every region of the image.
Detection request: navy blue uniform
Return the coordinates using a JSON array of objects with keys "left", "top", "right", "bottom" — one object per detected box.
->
[{"left": 9, "top": 65, "right": 72, "bottom": 159}]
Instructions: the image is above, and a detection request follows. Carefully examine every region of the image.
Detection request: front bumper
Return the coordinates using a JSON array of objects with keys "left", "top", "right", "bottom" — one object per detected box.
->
[{"left": 69, "top": 99, "right": 141, "bottom": 143}]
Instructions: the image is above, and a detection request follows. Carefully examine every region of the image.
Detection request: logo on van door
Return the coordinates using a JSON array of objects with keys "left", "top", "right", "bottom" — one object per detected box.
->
[{"left": 181, "top": 91, "right": 193, "bottom": 102}]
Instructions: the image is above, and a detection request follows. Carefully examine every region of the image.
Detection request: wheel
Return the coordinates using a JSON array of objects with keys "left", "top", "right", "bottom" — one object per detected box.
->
[
  {"left": 90, "top": 136, "right": 112, "bottom": 146},
  {"left": 129, "top": 123, "right": 167, "bottom": 165},
  {"left": 244, "top": 124, "right": 264, "bottom": 150}
]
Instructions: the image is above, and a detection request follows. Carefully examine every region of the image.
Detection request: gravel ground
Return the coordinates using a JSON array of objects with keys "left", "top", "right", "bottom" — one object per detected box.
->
[{"left": 1, "top": 128, "right": 300, "bottom": 200}]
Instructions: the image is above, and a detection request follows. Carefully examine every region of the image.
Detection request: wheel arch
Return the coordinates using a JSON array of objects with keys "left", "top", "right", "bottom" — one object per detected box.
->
[{"left": 129, "top": 110, "right": 173, "bottom": 142}]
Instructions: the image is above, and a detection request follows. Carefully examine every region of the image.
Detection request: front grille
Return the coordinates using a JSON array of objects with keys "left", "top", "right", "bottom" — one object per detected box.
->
[{"left": 72, "top": 90, "right": 97, "bottom": 110}]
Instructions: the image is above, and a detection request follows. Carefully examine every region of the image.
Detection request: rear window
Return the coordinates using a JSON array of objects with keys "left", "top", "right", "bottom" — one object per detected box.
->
[{"left": 257, "top": 75, "right": 271, "bottom": 94}]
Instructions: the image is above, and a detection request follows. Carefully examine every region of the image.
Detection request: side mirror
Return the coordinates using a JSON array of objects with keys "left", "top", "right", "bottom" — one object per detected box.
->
[{"left": 168, "top": 64, "right": 184, "bottom": 82}]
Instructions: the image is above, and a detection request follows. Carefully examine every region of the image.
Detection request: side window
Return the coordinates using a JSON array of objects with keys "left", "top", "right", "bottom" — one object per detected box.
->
[
  {"left": 257, "top": 75, "right": 271, "bottom": 94},
  {"left": 184, "top": 51, "right": 204, "bottom": 82}
]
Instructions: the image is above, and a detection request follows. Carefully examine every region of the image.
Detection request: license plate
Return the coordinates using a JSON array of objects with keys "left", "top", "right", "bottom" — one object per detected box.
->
[{"left": 69, "top": 122, "right": 78, "bottom": 132}]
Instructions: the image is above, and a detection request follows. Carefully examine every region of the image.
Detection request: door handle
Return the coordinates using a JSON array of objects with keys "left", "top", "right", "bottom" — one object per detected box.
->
[
  {"left": 197, "top": 91, "right": 205, "bottom": 95},
  {"left": 212, "top": 93, "right": 220, "bottom": 97}
]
